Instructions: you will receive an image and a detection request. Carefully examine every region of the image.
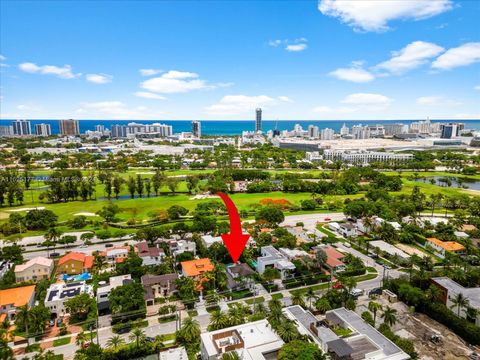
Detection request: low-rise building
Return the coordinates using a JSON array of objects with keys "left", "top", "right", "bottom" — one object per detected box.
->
[
  {"left": 425, "top": 237, "right": 466, "bottom": 258},
  {"left": 201, "top": 235, "right": 223, "bottom": 249},
  {"left": 57, "top": 252, "right": 94, "bottom": 275},
  {"left": 431, "top": 277, "right": 480, "bottom": 326},
  {"left": 0, "top": 285, "right": 36, "bottom": 321},
  {"left": 168, "top": 240, "right": 196, "bottom": 257},
  {"left": 159, "top": 347, "right": 188, "bottom": 360},
  {"left": 312, "top": 245, "right": 346, "bottom": 273},
  {"left": 100, "top": 246, "right": 129, "bottom": 263},
  {"left": 14, "top": 256, "right": 54, "bottom": 283},
  {"left": 134, "top": 241, "right": 165, "bottom": 266},
  {"left": 256, "top": 246, "right": 295, "bottom": 280},
  {"left": 97, "top": 274, "right": 132, "bottom": 314},
  {"left": 141, "top": 273, "right": 178, "bottom": 306},
  {"left": 339, "top": 223, "right": 358, "bottom": 238},
  {"left": 181, "top": 258, "right": 214, "bottom": 279},
  {"left": 225, "top": 263, "right": 255, "bottom": 291},
  {"left": 200, "top": 319, "right": 284, "bottom": 360},
  {"left": 45, "top": 281, "right": 93, "bottom": 317}
]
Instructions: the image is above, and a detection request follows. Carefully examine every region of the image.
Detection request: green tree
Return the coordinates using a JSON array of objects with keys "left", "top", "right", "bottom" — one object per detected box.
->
[
  {"left": 382, "top": 306, "right": 397, "bottom": 327},
  {"left": 450, "top": 292, "right": 470, "bottom": 317},
  {"left": 278, "top": 340, "right": 325, "bottom": 360},
  {"left": 368, "top": 301, "right": 382, "bottom": 326},
  {"left": 106, "top": 335, "right": 125, "bottom": 350},
  {"left": 129, "top": 328, "right": 146, "bottom": 348},
  {"left": 65, "top": 293, "right": 95, "bottom": 323}
]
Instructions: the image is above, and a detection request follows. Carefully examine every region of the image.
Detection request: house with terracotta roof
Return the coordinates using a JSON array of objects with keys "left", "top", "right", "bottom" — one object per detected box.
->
[
  {"left": 0, "top": 285, "right": 36, "bottom": 321},
  {"left": 312, "top": 245, "right": 346, "bottom": 273},
  {"left": 57, "top": 252, "right": 94, "bottom": 275},
  {"left": 426, "top": 237, "right": 466, "bottom": 258},
  {"left": 15, "top": 256, "right": 54, "bottom": 283},
  {"left": 134, "top": 241, "right": 165, "bottom": 266},
  {"left": 180, "top": 258, "right": 214, "bottom": 279}
]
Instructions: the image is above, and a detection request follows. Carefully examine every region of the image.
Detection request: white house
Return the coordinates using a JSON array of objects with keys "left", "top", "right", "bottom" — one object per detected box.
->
[
  {"left": 97, "top": 274, "right": 132, "bottom": 314},
  {"left": 45, "top": 281, "right": 93, "bottom": 317},
  {"left": 201, "top": 235, "right": 222, "bottom": 249},
  {"left": 256, "top": 246, "right": 296, "bottom": 280}
]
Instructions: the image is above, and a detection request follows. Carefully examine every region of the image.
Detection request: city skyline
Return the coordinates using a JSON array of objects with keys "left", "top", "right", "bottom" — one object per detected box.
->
[{"left": 1, "top": 1, "right": 479, "bottom": 121}]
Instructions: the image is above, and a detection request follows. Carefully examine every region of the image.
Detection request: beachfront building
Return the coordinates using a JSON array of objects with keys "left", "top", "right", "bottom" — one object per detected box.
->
[
  {"left": 425, "top": 238, "right": 466, "bottom": 258},
  {"left": 141, "top": 273, "right": 178, "bottom": 306},
  {"left": 97, "top": 274, "right": 132, "bottom": 315},
  {"left": 0, "top": 285, "right": 36, "bottom": 321},
  {"left": 200, "top": 319, "right": 284, "bottom": 360},
  {"left": 14, "top": 256, "right": 54, "bottom": 283},
  {"left": 45, "top": 281, "right": 93, "bottom": 317},
  {"left": 256, "top": 246, "right": 296, "bottom": 280},
  {"left": 431, "top": 277, "right": 480, "bottom": 326},
  {"left": 57, "top": 252, "right": 94, "bottom": 275},
  {"left": 284, "top": 305, "right": 409, "bottom": 360}
]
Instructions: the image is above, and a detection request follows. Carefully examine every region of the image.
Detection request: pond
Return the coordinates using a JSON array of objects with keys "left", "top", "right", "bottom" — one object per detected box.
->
[{"left": 414, "top": 176, "right": 480, "bottom": 191}]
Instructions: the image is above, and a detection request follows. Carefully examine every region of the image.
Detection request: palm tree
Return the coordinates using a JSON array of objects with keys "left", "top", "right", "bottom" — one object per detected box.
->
[
  {"left": 425, "top": 285, "right": 441, "bottom": 303},
  {"left": 368, "top": 301, "right": 382, "bottom": 326},
  {"left": 276, "top": 320, "right": 298, "bottom": 342},
  {"left": 314, "top": 297, "right": 331, "bottom": 314},
  {"left": 268, "top": 298, "right": 282, "bottom": 313},
  {"left": 450, "top": 293, "right": 470, "bottom": 317},
  {"left": 291, "top": 293, "right": 305, "bottom": 308},
  {"left": 466, "top": 307, "right": 478, "bottom": 323},
  {"left": 15, "top": 305, "right": 30, "bottom": 336},
  {"left": 228, "top": 304, "right": 246, "bottom": 326},
  {"left": 222, "top": 351, "right": 241, "bottom": 360},
  {"left": 305, "top": 288, "right": 317, "bottom": 310},
  {"left": 75, "top": 332, "right": 86, "bottom": 347},
  {"left": 178, "top": 317, "right": 200, "bottom": 344},
  {"left": 44, "top": 227, "right": 62, "bottom": 256},
  {"left": 209, "top": 310, "right": 229, "bottom": 331},
  {"left": 129, "top": 328, "right": 146, "bottom": 348},
  {"left": 152, "top": 335, "right": 165, "bottom": 352},
  {"left": 106, "top": 334, "right": 125, "bottom": 350},
  {"left": 267, "top": 307, "right": 284, "bottom": 327},
  {"left": 382, "top": 306, "right": 397, "bottom": 327}
]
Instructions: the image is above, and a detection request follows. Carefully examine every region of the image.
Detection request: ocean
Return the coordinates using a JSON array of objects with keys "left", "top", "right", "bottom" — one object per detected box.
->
[{"left": 1, "top": 119, "right": 480, "bottom": 136}]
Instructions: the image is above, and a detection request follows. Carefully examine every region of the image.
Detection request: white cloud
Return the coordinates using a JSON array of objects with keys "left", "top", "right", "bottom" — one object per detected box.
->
[
  {"left": 431, "top": 42, "right": 480, "bottom": 70},
  {"left": 416, "top": 96, "right": 461, "bottom": 106},
  {"left": 134, "top": 91, "right": 166, "bottom": 100},
  {"left": 268, "top": 40, "right": 282, "bottom": 47},
  {"left": 285, "top": 43, "right": 307, "bottom": 52},
  {"left": 454, "top": 113, "right": 480, "bottom": 119},
  {"left": 376, "top": 41, "right": 444, "bottom": 74},
  {"left": 341, "top": 92, "right": 392, "bottom": 110},
  {"left": 318, "top": 0, "right": 453, "bottom": 32},
  {"left": 139, "top": 68, "right": 162, "bottom": 76},
  {"left": 0, "top": 55, "right": 6, "bottom": 61},
  {"left": 16, "top": 104, "right": 41, "bottom": 111},
  {"left": 141, "top": 70, "right": 212, "bottom": 93},
  {"left": 475, "top": 85, "right": 480, "bottom": 90},
  {"left": 205, "top": 95, "right": 276, "bottom": 116},
  {"left": 86, "top": 73, "right": 112, "bottom": 84},
  {"left": 278, "top": 96, "right": 294, "bottom": 103},
  {"left": 77, "top": 101, "right": 164, "bottom": 120},
  {"left": 18, "top": 62, "right": 80, "bottom": 79},
  {"left": 329, "top": 67, "right": 375, "bottom": 83}
]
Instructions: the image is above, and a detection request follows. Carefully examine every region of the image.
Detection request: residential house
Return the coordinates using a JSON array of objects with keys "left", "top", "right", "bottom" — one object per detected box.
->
[
  {"left": 14, "top": 256, "right": 54, "bottom": 283},
  {"left": 168, "top": 240, "right": 196, "bottom": 257},
  {"left": 225, "top": 263, "right": 254, "bottom": 291},
  {"left": 431, "top": 277, "right": 480, "bottom": 326},
  {"left": 284, "top": 305, "right": 409, "bottom": 360},
  {"left": 426, "top": 237, "right": 466, "bottom": 258},
  {"left": 159, "top": 347, "right": 188, "bottom": 360},
  {"left": 0, "top": 285, "right": 36, "bottom": 321},
  {"left": 45, "top": 281, "right": 93, "bottom": 317},
  {"left": 200, "top": 319, "right": 284, "bottom": 360},
  {"left": 141, "top": 273, "right": 178, "bottom": 306},
  {"left": 201, "top": 235, "right": 222, "bottom": 249},
  {"left": 97, "top": 274, "right": 132, "bottom": 315},
  {"left": 278, "top": 248, "right": 310, "bottom": 261},
  {"left": 134, "top": 241, "right": 165, "bottom": 266},
  {"left": 339, "top": 223, "right": 358, "bottom": 238},
  {"left": 181, "top": 258, "right": 214, "bottom": 279},
  {"left": 100, "top": 246, "right": 129, "bottom": 264},
  {"left": 57, "top": 252, "right": 94, "bottom": 275},
  {"left": 256, "top": 246, "right": 295, "bottom": 280},
  {"left": 312, "top": 245, "right": 346, "bottom": 273}
]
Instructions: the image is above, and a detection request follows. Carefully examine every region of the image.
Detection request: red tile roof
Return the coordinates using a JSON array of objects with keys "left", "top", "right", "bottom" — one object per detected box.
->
[{"left": 58, "top": 252, "right": 86, "bottom": 266}]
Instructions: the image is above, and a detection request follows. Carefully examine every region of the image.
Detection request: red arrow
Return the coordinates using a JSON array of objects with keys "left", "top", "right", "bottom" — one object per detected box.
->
[{"left": 216, "top": 192, "right": 250, "bottom": 263}]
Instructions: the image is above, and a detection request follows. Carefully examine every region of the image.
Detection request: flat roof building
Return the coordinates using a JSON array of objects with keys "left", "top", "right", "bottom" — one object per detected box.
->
[{"left": 45, "top": 281, "right": 93, "bottom": 317}]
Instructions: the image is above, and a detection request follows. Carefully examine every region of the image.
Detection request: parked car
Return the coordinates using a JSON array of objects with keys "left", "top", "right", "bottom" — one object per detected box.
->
[
  {"left": 49, "top": 320, "right": 55, "bottom": 327},
  {"left": 105, "top": 243, "right": 114, "bottom": 248},
  {"left": 116, "top": 327, "right": 130, "bottom": 334},
  {"left": 83, "top": 342, "right": 92, "bottom": 349},
  {"left": 350, "top": 288, "right": 363, "bottom": 298},
  {"left": 49, "top": 252, "right": 60, "bottom": 258},
  {"left": 79, "top": 244, "right": 88, "bottom": 248},
  {"left": 324, "top": 217, "right": 332, "bottom": 221},
  {"left": 145, "top": 337, "right": 155, "bottom": 343},
  {"left": 333, "top": 282, "right": 343, "bottom": 289},
  {"left": 56, "top": 318, "right": 63, "bottom": 326}
]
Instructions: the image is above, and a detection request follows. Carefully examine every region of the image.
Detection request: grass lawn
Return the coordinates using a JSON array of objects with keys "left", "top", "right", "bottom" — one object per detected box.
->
[
  {"left": 333, "top": 327, "right": 352, "bottom": 337},
  {"left": 316, "top": 225, "right": 338, "bottom": 238},
  {"left": 271, "top": 293, "right": 283, "bottom": 300},
  {"left": 162, "top": 333, "right": 176, "bottom": 341},
  {"left": 158, "top": 315, "right": 177, "bottom": 324},
  {"left": 53, "top": 337, "right": 71, "bottom": 347},
  {"left": 244, "top": 296, "right": 265, "bottom": 305}
]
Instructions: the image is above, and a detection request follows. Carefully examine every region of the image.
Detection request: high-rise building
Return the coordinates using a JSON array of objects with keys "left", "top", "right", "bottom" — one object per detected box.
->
[
  {"left": 12, "top": 120, "right": 32, "bottom": 135},
  {"left": 110, "top": 122, "right": 172, "bottom": 138},
  {"left": 351, "top": 125, "right": 370, "bottom": 139},
  {"left": 111, "top": 124, "right": 128, "bottom": 138},
  {"left": 384, "top": 123, "right": 408, "bottom": 136},
  {"left": 0, "top": 126, "right": 14, "bottom": 137},
  {"left": 34, "top": 123, "right": 52, "bottom": 137},
  {"left": 255, "top": 108, "right": 262, "bottom": 132},
  {"left": 340, "top": 123, "right": 349, "bottom": 136},
  {"left": 95, "top": 125, "right": 105, "bottom": 133},
  {"left": 441, "top": 123, "right": 459, "bottom": 139},
  {"left": 308, "top": 125, "right": 319, "bottom": 139},
  {"left": 320, "top": 127, "right": 334, "bottom": 140},
  {"left": 192, "top": 120, "right": 201, "bottom": 138},
  {"left": 59, "top": 119, "right": 80, "bottom": 136}
]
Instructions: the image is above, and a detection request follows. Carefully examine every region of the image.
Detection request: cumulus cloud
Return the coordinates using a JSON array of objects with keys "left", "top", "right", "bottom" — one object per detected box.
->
[
  {"left": 86, "top": 73, "right": 113, "bottom": 84},
  {"left": 140, "top": 70, "right": 213, "bottom": 94},
  {"left": 431, "top": 42, "right": 480, "bottom": 70},
  {"left": 278, "top": 96, "right": 294, "bottom": 103},
  {"left": 0, "top": 55, "right": 6, "bottom": 61},
  {"left": 286, "top": 43, "right": 307, "bottom": 52},
  {"left": 329, "top": 66, "right": 375, "bottom": 83},
  {"left": 139, "top": 68, "right": 162, "bottom": 76},
  {"left": 416, "top": 96, "right": 461, "bottom": 106},
  {"left": 376, "top": 41, "right": 444, "bottom": 74},
  {"left": 318, "top": 0, "right": 453, "bottom": 32},
  {"left": 77, "top": 101, "right": 164, "bottom": 120},
  {"left": 268, "top": 38, "right": 308, "bottom": 52},
  {"left": 341, "top": 92, "right": 392, "bottom": 110},
  {"left": 134, "top": 91, "right": 166, "bottom": 100},
  {"left": 268, "top": 40, "right": 282, "bottom": 47},
  {"left": 205, "top": 95, "right": 276, "bottom": 116},
  {"left": 18, "top": 62, "right": 81, "bottom": 79}
]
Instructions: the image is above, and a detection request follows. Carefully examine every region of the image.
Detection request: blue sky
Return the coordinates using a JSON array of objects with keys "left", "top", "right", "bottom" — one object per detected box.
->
[{"left": 0, "top": 0, "right": 479, "bottom": 120}]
